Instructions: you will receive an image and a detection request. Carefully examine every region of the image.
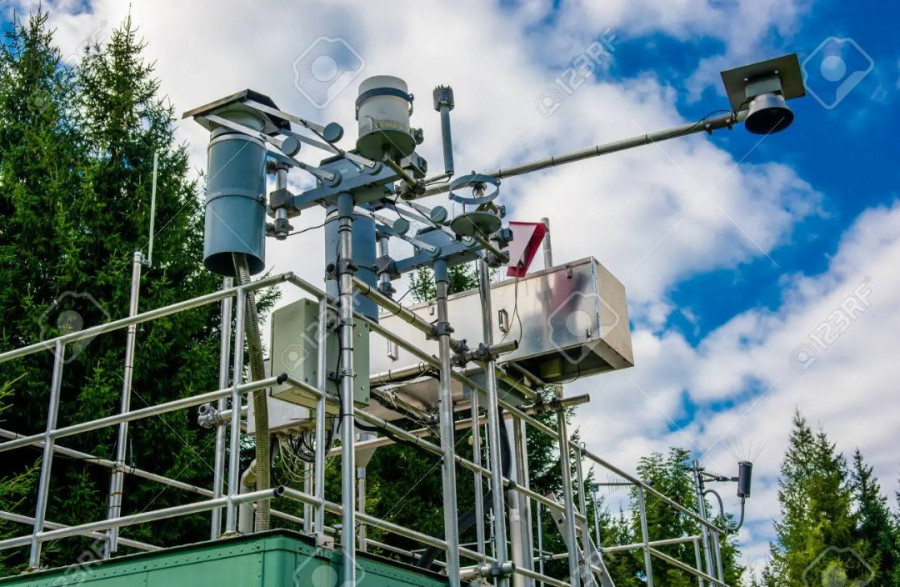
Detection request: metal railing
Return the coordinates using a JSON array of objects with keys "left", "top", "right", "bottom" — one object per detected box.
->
[{"left": 0, "top": 269, "right": 731, "bottom": 586}]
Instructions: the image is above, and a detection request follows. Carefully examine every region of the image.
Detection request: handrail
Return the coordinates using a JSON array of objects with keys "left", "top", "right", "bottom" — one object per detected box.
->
[
  {"left": 0, "top": 272, "right": 293, "bottom": 364},
  {"left": 0, "top": 269, "right": 730, "bottom": 585}
]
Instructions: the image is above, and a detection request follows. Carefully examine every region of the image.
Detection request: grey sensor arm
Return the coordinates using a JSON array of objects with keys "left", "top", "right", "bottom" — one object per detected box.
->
[{"left": 421, "top": 110, "right": 747, "bottom": 198}]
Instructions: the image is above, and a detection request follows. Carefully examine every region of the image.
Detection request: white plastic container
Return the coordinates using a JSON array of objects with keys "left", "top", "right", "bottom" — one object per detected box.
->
[{"left": 355, "top": 75, "right": 415, "bottom": 161}]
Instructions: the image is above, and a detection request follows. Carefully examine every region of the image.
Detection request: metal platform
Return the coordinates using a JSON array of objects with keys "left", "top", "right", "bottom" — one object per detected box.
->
[{"left": 0, "top": 530, "right": 448, "bottom": 587}]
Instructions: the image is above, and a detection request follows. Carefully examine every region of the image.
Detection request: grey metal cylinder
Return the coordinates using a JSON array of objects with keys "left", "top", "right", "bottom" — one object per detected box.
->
[
  {"left": 325, "top": 206, "right": 378, "bottom": 320},
  {"left": 203, "top": 123, "right": 267, "bottom": 277},
  {"left": 737, "top": 461, "right": 752, "bottom": 498}
]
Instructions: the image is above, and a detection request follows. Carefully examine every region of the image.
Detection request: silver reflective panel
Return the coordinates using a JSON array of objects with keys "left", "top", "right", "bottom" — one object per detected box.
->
[{"left": 369, "top": 257, "right": 633, "bottom": 407}]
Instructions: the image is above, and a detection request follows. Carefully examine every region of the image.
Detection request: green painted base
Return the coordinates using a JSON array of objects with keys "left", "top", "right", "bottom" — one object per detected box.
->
[{"left": 1, "top": 530, "right": 449, "bottom": 587}]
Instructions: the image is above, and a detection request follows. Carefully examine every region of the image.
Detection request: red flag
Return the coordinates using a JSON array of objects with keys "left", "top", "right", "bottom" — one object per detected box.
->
[{"left": 506, "top": 221, "right": 548, "bottom": 277}]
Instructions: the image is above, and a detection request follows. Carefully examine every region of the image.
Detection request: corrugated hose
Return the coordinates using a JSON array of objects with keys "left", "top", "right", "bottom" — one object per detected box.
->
[{"left": 233, "top": 253, "right": 271, "bottom": 531}]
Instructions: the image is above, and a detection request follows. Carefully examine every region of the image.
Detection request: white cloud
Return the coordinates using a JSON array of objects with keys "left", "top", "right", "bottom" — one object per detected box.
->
[{"left": 573, "top": 201, "right": 900, "bottom": 575}]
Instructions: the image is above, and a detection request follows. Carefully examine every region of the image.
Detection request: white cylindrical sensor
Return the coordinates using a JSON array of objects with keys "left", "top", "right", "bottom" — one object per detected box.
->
[{"left": 355, "top": 75, "right": 415, "bottom": 161}]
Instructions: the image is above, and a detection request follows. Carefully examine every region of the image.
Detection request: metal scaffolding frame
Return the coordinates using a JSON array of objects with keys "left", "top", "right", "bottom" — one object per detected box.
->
[
  {"left": 0, "top": 267, "right": 732, "bottom": 586},
  {"left": 0, "top": 50, "right": 811, "bottom": 585}
]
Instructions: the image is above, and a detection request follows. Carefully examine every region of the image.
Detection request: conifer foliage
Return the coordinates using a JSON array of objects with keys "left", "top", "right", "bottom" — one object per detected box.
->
[{"left": 0, "top": 11, "right": 222, "bottom": 571}]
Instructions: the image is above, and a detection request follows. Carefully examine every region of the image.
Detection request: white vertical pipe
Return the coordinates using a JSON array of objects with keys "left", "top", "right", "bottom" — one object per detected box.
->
[
  {"left": 224, "top": 289, "right": 247, "bottom": 534},
  {"left": 211, "top": 276, "right": 233, "bottom": 539},
  {"left": 28, "top": 341, "right": 65, "bottom": 570},
  {"left": 516, "top": 418, "right": 535, "bottom": 585},
  {"left": 470, "top": 381, "right": 486, "bottom": 559},
  {"left": 105, "top": 250, "right": 143, "bottom": 556},
  {"left": 638, "top": 487, "right": 654, "bottom": 586},
  {"left": 435, "top": 262, "right": 461, "bottom": 585},
  {"left": 336, "top": 192, "right": 357, "bottom": 587},
  {"left": 693, "top": 461, "right": 714, "bottom": 586},
  {"left": 541, "top": 218, "right": 552, "bottom": 268},
  {"left": 314, "top": 297, "right": 328, "bottom": 537},
  {"left": 556, "top": 399, "right": 580, "bottom": 586},
  {"left": 479, "top": 258, "right": 509, "bottom": 586}
]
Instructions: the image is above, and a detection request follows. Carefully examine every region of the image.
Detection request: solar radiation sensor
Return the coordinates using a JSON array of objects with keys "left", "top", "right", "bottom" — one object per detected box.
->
[{"left": 720, "top": 53, "right": 806, "bottom": 135}]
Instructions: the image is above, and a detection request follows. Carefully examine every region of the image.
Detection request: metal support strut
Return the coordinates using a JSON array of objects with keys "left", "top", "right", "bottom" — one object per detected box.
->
[
  {"left": 27, "top": 341, "right": 65, "bottom": 570},
  {"left": 555, "top": 386, "right": 581, "bottom": 587},
  {"left": 693, "top": 461, "right": 715, "bottom": 586},
  {"left": 434, "top": 259, "right": 461, "bottom": 585},
  {"left": 104, "top": 250, "right": 143, "bottom": 556},
  {"left": 224, "top": 287, "right": 247, "bottom": 535},
  {"left": 479, "top": 258, "right": 510, "bottom": 586},
  {"left": 337, "top": 191, "right": 358, "bottom": 587},
  {"left": 211, "top": 276, "right": 233, "bottom": 539}
]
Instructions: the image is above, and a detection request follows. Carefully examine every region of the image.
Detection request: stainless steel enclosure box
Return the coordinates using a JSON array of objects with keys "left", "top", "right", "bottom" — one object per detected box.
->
[
  {"left": 370, "top": 257, "right": 633, "bottom": 384},
  {"left": 269, "top": 298, "right": 370, "bottom": 413}
]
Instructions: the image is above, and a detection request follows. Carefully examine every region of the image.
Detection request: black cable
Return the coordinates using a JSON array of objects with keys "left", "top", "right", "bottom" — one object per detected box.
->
[
  {"left": 286, "top": 216, "right": 337, "bottom": 237},
  {"left": 354, "top": 420, "right": 441, "bottom": 461},
  {"left": 497, "top": 273, "right": 523, "bottom": 346}
]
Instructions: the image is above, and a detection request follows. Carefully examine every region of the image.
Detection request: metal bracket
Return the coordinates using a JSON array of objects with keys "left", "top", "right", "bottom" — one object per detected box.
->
[
  {"left": 335, "top": 258, "right": 358, "bottom": 276},
  {"left": 428, "top": 320, "right": 454, "bottom": 340},
  {"left": 449, "top": 173, "right": 500, "bottom": 205},
  {"left": 375, "top": 255, "right": 400, "bottom": 280},
  {"left": 268, "top": 187, "right": 293, "bottom": 211},
  {"left": 452, "top": 340, "right": 518, "bottom": 366}
]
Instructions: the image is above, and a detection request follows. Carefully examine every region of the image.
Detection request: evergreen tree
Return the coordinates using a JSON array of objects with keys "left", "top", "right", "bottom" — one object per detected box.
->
[
  {"left": 0, "top": 10, "right": 96, "bottom": 572},
  {"left": 0, "top": 378, "right": 38, "bottom": 574},
  {"left": 633, "top": 448, "right": 743, "bottom": 585},
  {"left": 601, "top": 508, "right": 642, "bottom": 586},
  {"left": 0, "top": 12, "right": 225, "bottom": 572},
  {"left": 850, "top": 449, "right": 897, "bottom": 582},
  {"left": 635, "top": 448, "right": 703, "bottom": 586},
  {"left": 764, "top": 410, "right": 863, "bottom": 586}
]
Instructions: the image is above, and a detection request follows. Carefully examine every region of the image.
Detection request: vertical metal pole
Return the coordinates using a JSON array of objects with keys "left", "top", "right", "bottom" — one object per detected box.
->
[
  {"left": 303, "top": 461, "right": 313, "bottom": 534},
  {"left": 712, "top": 530, "right": 725, "bottom": 581},
  {"left": 434, "top": 259, "right": 461, "bottom": 585},
  {"left": 536, "top": 502, "right": 545, "bottom": 587},
  {"left": 592, "top": 488, "right": 602, "bottom": 549},
  {"left": 505, "top": 419, "right": 525, "bottom": 587},
  {"left": 574, "top": 446, "right": 593, "bottom": 585},
  {"left": 28, "top": 340, "right": 65, "bottom": 570},
  {"left": 470, "top": 384, "right": 486, "bottom": 559},
  {"left": 515, "top": 418, "right": 535, "bottom": 584},
  {"left": 356, "top": 431, "right": 373, "bottom": 552},
  {"left": 555, "top": 387, "right": 580, "bottom": 587},
  {"left": 376, "top": 229, "right": 394, "bottom": 297},
  {"left": 357, "top": 466, "right": 367, "bottom": 553},
  {"left": 479, "top": 258, "right": 509, "bottom": 586},
  {"left": 104, "top": 250, "right": 143, "bottom": 556},
  {"left": 147, "top": 152, "right": 158, "bottom": 266},
  {"left": 693, "top": 538, "right": 704, "bottom": 587},
  {"left": 637, "top": 487, "right": 654, "bottom": 587},
  {"left": 541, "top": 218, "right": 553, "bottom": 268},
  {"left": 314, "top": 297, "right": 328, "bottom": 538},
  {"left": 224, "top": 288, "right": 247, "bottom": 535},
  {"left": 438, "top": 103, "right": 455, "bottom": 176},
  {"left": 540, "top": 211, "right": 557, "bottom": 587},
  {"left": 693, "top": 460, "right": 714, "bottom": 585},
  {"left": 336, "top": 192, "right": 357, "bottom": 587},
  {"left": 211, "top": 277, "right": 233, "bottom": 539}
]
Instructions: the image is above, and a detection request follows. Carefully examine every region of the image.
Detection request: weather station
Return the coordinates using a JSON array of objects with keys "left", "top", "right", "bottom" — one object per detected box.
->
[{"left": 0, "top": 52, "right": 805, "bottom": 587}]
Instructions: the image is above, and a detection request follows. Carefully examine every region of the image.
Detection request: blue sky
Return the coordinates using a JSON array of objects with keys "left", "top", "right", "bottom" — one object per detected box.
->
[{"left": 3, "top": 0, "right": 899, "bottom": 580}]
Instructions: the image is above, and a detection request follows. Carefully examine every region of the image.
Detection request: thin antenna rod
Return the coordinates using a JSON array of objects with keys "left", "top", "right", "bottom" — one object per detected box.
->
[{"left": 147, "top": 152, "right": 159, "bottom": 266}]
